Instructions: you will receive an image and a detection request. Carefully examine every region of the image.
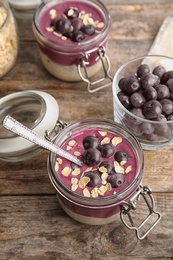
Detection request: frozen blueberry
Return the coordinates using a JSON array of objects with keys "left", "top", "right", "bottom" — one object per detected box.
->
[
  {"left": 98, "top": 143, "right": 115, "bottom": 158},
  {"left": 82, "top": 24, "right": 95, "bottom": 35},
  {"left": 140, "top": 73, "right": 160, "bottom": 89},
  {"left": 160, "top": 99, "right": 173, "bottom": 116},
  {"left": 118, "top": 91, "right": 131, "bottom": 109},
  {"left": 83, "top": 136, "right": 100, "bottom": 149},
  {"left": 155, "top": 84, "right": 170, "bottom": 100},
  {"left": 107, "top": 173, "right": 125, "bottom": 188},
  {"left": 114, "top": 150, "right": 128, "bottom": 163},
  {"left": 142, "top": 86, "right": 157, "bottom": 101},
  {"left": 130, "top": 92, "right": 146, "bottom": 108},
  {"left": 71, "top": 18, "right": 83, "bottom": 32},
  {"left": 136, "top": 64, "right": 150, "bottom": 78},
  {"left": 143, "top": 100, "right": 162, "bottom": 119},
  {"left": 72, "top": 30, "right": 85, "bottom": 42},
  {"left": 152, "top": 66, "right": 166, "bottom": 79},
  {"left": 83, "top": 171, "right": 101, "bottom": 187},
  {"left": 98, "top": 161, "right": 114, "bottom": 174},
  {"left": 65, "top": 8, "right": 79, "bottom": 19},
  {"left": 161, "top": 70, "right": 173, "bottom": 84},
  {"left": 54, "top": 17, "right": 71, "bottom": 34},
  {"left": 82, "top": 148, "right": 101, "bottom": 166}
]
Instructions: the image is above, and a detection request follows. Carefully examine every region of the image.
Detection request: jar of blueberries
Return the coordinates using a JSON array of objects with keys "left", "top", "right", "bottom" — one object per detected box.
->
[
  {"left": 113, "top": 55, "right": 173, "bottom": 150},
  {"left": 47, "top": 118, "right": 161, "bottom": 239},
  {"left": 33, "top": 0, "right": 112, "bottom": 92}
]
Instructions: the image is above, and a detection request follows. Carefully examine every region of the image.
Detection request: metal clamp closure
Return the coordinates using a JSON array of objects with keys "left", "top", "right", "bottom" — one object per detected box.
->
[
  {"left": 77, "top": 46, "right": 113, "bottom": 93},
  {"left": 45, "top": 120, "right": 68, "bottom": 142},
  {"left": 120, "top": 186, "right": 161, "bottom": 240}
]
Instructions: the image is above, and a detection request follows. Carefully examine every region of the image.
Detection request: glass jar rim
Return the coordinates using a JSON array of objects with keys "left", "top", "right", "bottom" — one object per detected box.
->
[
  {"left": 33, "top": 0, "right": 111, "bottom": 52},
  {"left": 112, "top": 54, "right": 173, "bottom": 125},
  {"left": 48, "top": 118, "right": 144, "bottom": 206}
]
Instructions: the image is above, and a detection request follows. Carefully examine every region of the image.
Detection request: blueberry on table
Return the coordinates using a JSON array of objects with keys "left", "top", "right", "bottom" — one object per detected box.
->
[
  {"left": 114, "top": 150, "right": 128, "bottom": 163},
  {"left": 107, "top": 173, "right": 125, "bottom": 188},
  {"left": 98, "top": 143, "right": 115, "bottom": 158},
  {"left": 83, "top": 171, "right": 101, "bottom": 187},
  {"left": 98, "top": 161, "right": 114, "bottom": 174},
  {"left": 83, "top": 136, "right": 100, "bottom": 149},
  {"left": 82, "top": 148, "right": 101, "bottom": 166},
  {"left": 136, "top": 64, "right": 150, "bottom": 78}
]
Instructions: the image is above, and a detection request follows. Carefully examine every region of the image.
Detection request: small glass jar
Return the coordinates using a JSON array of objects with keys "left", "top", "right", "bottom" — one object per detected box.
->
[
  {"left": 0, "top": 90, "right": 59, "bottom": 162},
  {"left": 47, "top": 118, "right": 161, "bottom": 239},
  {"left": 0, "top": 0, "right": 19, "bottom": 78},
  {"left": 33, "top": 0, "right": 112, "bottom": 92}
]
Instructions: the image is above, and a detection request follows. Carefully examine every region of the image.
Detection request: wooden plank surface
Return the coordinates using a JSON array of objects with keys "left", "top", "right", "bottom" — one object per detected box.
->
[{"left": 1, "top": 1, "right": 173, "bottom": 259}]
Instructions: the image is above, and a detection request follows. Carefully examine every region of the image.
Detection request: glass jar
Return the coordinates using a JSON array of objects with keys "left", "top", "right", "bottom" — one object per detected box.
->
[
  {"left": 0, "top": 0, "right": 18, "bottom": 78},
  {"left": 33, "top": 0, "right": 112, "bottom": 92},
  {"left": 47, "top": 118, "right": 161, "bottom": 239},
  {"left": 0, "top": 90, "right": 59, "bottom": 162},
  {"left": 8, "top": 0, "right": 41, "bottom": 20}
]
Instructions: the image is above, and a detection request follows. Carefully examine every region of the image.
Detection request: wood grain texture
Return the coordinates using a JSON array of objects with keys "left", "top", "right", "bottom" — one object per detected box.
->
[{"left": 1, "top": 1, "right": 173, "bottom": 259}]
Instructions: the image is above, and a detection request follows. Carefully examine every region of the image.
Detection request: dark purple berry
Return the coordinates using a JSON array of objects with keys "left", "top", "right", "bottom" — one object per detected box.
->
[
  {"left": 161, "top": 70, "right": 173, "bottom": 84},
  {"left": 129, "top": 108, "right": 145, "bottom": 124},
  {"left": 83, "top": 171, "right": 101, "bottom": 187},
  {"left": 114, "top": 150, "right": 128, "bottom": 163},
  {"left": 141, "top": 122, "right": 155, "bottom": 135},
  {"left": 83, "top": 148, "right": 101, "bottom": 166},
  {"left": 140, "top": 73, "right": 160, "bottom": 89},
  {"left": 160, "top": 99, "right": 173, "bottom": 116},
  {"left": 82, "top": 24, "right": 95, "bottom": 35},
  {"left": 65, "top": 8, "right": 79, "bottom": 19},
  {"left": 152, "top": 66, "right": 166, "bottom": 79},
  {"left": 71, "top": 18, "right": 83, "bottom": 32},
  {"left": 107, "top": 173, "right": 125, "bottom": 188},
  {"left": 155, "top": 84, "right": 170, "bottom": 100},
  {"left": 54, "top": 17, "right": 71, "bottom": 34},
  {"left": 136, "top": 64, "right": 150, "bottom": 78},
  {"left": 143, "top": 100, "right": 162, "bottom": 119},
  {"left": 130, "top": 92, "right": 146, "bottom": 108},
  {"left": 166, "top": 78, "right": 173, "bottom": 93},
  {"left": 83, "top": 136, "right": 100, "bottom": 149},
  {"left": 143, "top": 86, "right": 157, "bottom": 100},
  {"left": 118, "top": 91, "right": 131, "bottom": 109},
  {"left": 98, "top": 161, "right": 114, "bottom": 174},
  {"left": 123, "top": 77, "right": 140, "bottom": 94},
  {"left": 98, "top": 144, "right": 114, "bottom": 158},
  {"left": 72, "top": 30, "right": 85, "bottom": 42}
]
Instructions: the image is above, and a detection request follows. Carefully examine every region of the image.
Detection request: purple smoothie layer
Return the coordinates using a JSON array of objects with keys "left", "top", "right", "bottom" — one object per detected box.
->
[
  {"left": 36, "top": 1, "right": 107, "bottom": 66},
  {"left": 55, "top": 128, "right": 138, "bottom": 199}
]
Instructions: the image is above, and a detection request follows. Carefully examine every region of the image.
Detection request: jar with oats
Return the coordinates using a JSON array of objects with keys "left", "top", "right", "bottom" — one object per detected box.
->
[{"left": 0, "top": 0, "right": 19, "bottom": 78}]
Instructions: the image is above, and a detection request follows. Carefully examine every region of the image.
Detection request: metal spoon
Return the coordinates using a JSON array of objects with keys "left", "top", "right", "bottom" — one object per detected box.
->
[{"left": 3, "top": 115, "right": 82, "bottom": 166}]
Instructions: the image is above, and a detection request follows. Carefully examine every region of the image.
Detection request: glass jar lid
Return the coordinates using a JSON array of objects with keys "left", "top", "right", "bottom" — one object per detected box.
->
[{"left": 0, "top": 90, "right": 59, "bottom": 162}]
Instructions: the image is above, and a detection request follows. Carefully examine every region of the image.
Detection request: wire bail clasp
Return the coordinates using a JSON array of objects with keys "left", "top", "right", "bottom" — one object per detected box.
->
[
  {"left": 78, "top": 46, "right": 113, "bottom": 93},
  {"left": 120, "top": 186, "right": 161, "bottom": 240}
]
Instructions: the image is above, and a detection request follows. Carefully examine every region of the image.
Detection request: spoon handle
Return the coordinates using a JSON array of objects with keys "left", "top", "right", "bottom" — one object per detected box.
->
[{"left": 3, "top": 115, "right": 82, "bottom": 166}]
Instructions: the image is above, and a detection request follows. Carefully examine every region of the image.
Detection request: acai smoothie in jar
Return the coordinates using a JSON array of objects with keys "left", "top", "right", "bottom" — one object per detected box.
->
[
  {"left": 33, "top": 0, "right": 111, "bottom": 91},
  {"left": 48, "top": 118, "right": 161, "bottom": 239}
]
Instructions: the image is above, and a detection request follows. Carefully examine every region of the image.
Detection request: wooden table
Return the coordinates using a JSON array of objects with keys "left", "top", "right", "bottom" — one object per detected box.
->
[{"left": 1, "top": 1, "right": 173, "bottom": 259}]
